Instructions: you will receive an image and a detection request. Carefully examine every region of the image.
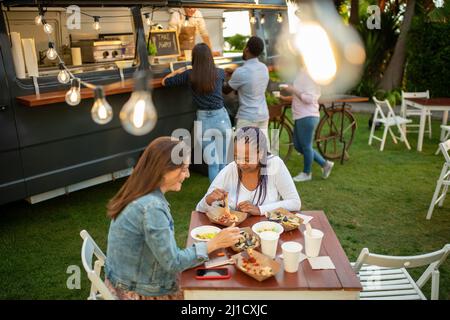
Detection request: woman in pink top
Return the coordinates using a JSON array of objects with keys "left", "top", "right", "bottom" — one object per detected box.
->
[{"left": 284, "top": 68, "right": 334, "bottom": 182}]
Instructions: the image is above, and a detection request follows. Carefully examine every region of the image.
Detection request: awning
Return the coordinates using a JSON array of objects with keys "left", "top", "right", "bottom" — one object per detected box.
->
[
  {"left": 167, "top": 0, "right": 287, "bottom": 10},
  {"left": 1, "top": 1, "right": 168, "bottom": 7}
]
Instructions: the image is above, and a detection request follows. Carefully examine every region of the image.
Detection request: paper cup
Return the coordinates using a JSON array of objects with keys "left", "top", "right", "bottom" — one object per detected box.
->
[
  {"left": 304, "top": 229, "right": 324, "bottom": 257},
  {"left": 272, "top": 91, "right": 281, "bottom": 98},
  {"left": 259, "top": 231, "right": 279, "bottom": 259},
  {"left": 281, "top": 241, "right": 303, "bottom": 273}
]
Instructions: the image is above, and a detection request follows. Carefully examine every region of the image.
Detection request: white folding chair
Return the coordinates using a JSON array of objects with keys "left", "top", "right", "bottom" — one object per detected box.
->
[
  {"left": 352, "top": 244, "right": 450, "bottom": 300},
  {"left": 80, "top": 230, "right": 115, "bottom": 300},
  {"left": 401, "top": 90, "right": 431, "bottom": 138},
  {"left": 369, "top": 97, "right": 412, "bottom": 151},
  {"left": 427, "top": 140, "right": 450, "bottom": 219},
  {"left": 435, "top": 125, "right": 450, "bottom": 155}
]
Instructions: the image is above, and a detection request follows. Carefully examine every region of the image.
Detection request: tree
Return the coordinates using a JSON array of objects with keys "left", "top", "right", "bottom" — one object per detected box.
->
[
  {"left": 349, "top": 0, "right": 360, "bottom": 25},
  {"left": 378, "top": 0, "right": 416, "bottom": 91}
]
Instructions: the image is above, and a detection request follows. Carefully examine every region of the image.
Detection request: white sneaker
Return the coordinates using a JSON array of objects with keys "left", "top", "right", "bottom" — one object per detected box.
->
[
  {"left": 293, "top": 172, "right": 312, "bottom": 182},
  {"left": 322, "top": 161, "right": 334, "bottom": 179}
]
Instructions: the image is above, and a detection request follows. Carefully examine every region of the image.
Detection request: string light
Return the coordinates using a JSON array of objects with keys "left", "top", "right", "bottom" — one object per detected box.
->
[
  {"left": 57, "top": 63, "right": 70, "bottom": 84},
  {"left": 277, "top": 12, "right": 283, "bottom": 23},
  {"left": 120, "top": 70, "right": 157, "bottom": 136},
  {"left": 250, "top": 11, "right": 257, "bottom": 24},
  {"left": 65, "top": 78, "right": 81, "bottom": 106},
  {"left": 260, "top": 14, "right": 265, "bottom": 25},
  {"left": 144, "top": 13, "right": 152, "bottom": 26},
  {"left": 42, "top": 20, "right": 53, "bottom": 34},
  {"left": 93, "top": 16, "right": 101, "bottom": 31},
  {"left": 91, "top": 87, "right": 113, "bottom": 124},
  {"left": 35, "top": 6, "right": 44, "bottom": 25},
  {"left": 183, "top": 17, "right": 189, "bottom": 27},
  {"left": 46, "top": 42, "right": 58, "bottom": 60}
]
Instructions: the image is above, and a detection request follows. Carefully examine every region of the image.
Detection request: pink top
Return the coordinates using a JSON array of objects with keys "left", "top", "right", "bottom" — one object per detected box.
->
[{"left": 291, "top": 69, "right": 321, "bottom": 120}]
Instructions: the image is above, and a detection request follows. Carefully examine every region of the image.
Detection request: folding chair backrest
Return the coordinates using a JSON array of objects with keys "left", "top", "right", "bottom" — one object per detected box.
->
[
  {"left": 353, "top": 245, "right": 450, "bottom": 299},
  {"left": 439, "top": 140, "right": 450, "bottom": 163},
  {"left": 80, "top": 230, "right": 115, "bottom": 300},
  {"left": 402, "top": 90, "right": 430, "bottom": 110},
  {"left": 373, "top": 97, "right": 397, "bottom": 121}
]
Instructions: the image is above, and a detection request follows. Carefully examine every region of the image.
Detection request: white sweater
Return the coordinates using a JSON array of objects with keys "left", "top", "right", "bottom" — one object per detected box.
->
[{"left": 196, "top": 155, "right": 301, "bottom": 215}]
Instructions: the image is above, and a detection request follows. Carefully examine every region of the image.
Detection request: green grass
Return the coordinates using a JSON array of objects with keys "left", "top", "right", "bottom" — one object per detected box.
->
[{"left": 0, "top": 113, "right": 449, "bottom": 299}]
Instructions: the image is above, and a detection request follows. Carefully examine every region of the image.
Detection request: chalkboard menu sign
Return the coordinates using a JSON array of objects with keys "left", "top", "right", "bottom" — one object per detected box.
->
[{"left": 148, "top": 30, "right": 180, "bottom": 58}]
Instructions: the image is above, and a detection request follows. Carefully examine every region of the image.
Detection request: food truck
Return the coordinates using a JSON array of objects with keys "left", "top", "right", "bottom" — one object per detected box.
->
[{"left": 0, "top": 0, "right": 287, "bottom": 205}]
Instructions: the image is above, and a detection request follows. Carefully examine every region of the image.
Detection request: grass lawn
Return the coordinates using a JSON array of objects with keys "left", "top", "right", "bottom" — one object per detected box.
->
[{"left": 0, "top": 113, "right": 449, "bottom": 300}]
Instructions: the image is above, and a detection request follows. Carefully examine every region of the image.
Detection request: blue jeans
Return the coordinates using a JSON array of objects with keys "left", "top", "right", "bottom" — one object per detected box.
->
[
  {"left": 197, "top": 107, "right": 232, "bottom": 181},
  {"left": 293, "top": 116, "right": 327, "bottom": 174}
]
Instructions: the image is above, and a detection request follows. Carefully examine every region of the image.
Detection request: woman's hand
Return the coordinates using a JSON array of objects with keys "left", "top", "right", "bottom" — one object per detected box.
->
[
  {"left": 237, "top": 201, "right": 261, "bottom": 216},
  {"left": 207, "top": 227, "right": 241, "bottom": 253},
  {"left": 205, "top": 188, "right": 228, "bottom": 206}
]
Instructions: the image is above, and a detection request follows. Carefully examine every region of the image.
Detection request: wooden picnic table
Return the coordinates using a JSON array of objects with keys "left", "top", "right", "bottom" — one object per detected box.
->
[{"left": 180, "top": 210, "right": 362, "bottom": 300}]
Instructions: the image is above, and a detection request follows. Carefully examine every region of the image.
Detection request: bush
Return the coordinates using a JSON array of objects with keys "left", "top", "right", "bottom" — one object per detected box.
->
[{"left": 405, "top": 19, "right": 450, "bottom": 97}]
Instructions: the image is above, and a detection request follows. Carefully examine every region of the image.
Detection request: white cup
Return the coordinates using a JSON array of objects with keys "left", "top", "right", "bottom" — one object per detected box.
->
[
  {"left": 281, "top": 241, "right": 303, "bottom": 273},
  {"left": 272, "top": 91, "right": 280, "bottom": 98},
  {"left": 259, "top": 231, "right": 279, "bottom": 259},
  {"left": 304, "top": 228, "right": 324, "bottom": 257},
  {"left": 184, "top": 50, "right": 192, "bottom": 61}
]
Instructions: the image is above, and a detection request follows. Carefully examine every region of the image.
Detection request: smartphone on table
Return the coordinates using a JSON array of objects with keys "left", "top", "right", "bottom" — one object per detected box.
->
[{"left": 195, "top": 268, "right": 231, "bottom": 280}]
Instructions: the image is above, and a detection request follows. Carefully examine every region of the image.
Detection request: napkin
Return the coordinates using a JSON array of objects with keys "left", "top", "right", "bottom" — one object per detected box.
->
[
  {"left": 296, "top": 213, "right": 314, "bottom": 225},
  {"left": 308, "top": 256, "right": 336, "bottom": 270}
]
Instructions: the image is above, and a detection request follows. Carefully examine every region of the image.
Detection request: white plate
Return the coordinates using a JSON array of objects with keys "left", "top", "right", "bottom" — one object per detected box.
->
[
  {"left": 190, "top": 225, "right": 221, "bottom": 242},
  {"left": 252, "top": 221, "right": 283, "bottom": 236}
]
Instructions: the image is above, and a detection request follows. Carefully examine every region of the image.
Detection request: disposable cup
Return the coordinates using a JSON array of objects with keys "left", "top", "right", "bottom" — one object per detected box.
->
[
  {"left": 304, "top": 228, "right": 324, "bottom": 257},
  {"left": 281, "top": 241, "right": 303, "bottom": 273},
  {"left": 259, "top": 231, "right": 279, "bottom": 259}
]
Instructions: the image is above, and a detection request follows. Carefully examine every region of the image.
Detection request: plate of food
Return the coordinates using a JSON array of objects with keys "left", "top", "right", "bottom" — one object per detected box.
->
[
  {"left": 251, "top": 221, "right": 284, "bottom": 236},
  {"left": 231, "top": 227, "right": 260, "bottom": 252},
  {"left": 190, "top": 225, "right": 221, "bottom": 242},
  {"left": 231, "top": 249, "right": 280, "bottom": 282},
  {"left": 206, "top": 195, "right": 247, "bottom": 227},
  {"left": 266, "top": 208, "right": 303, "bottom": 231}
]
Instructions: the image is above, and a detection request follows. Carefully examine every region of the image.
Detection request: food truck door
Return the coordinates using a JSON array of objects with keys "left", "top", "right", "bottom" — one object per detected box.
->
[{"left": 0, "top": 49, "right": 26, "bottom": 205}]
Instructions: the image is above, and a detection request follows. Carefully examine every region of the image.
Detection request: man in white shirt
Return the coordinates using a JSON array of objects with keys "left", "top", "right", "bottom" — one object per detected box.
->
[
  {"left": 168, "top": 8, "right": 212, "bottom": 50},
  {"left": 223, "top": 36, "right": 270, "bottom": 133}
]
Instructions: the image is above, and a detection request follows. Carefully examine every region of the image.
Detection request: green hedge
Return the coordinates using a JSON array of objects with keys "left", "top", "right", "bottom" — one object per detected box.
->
[{"left": 405, "top": 20, "right": 450, "bottom": 97}]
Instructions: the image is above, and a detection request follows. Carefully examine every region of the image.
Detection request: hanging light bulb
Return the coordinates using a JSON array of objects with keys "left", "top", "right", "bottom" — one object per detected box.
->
[
  {"left": 35, "top": 15, "right": 43, "bottom": 25},
  {"left": 91, "top": 87, "right": 113, "bottom": 125},
  {"left": 276, "top": 0, "right": 365, "bottom": 94},
  {"left": 183, "top": 17, "right": 189, "bottom": 27},
  {"left": 42, "top": 20, "right": 53, "bottom": 34},
  {"left": 260, "top": 14, "right": 266, "bottom": 25},
  {"left": 93, "top": 16, "right": 101, "bottom": 31},
  {"left": 65, "top": 78, "right": 81, "bottom": 106},
  {"left": 144, "top": 13, "right": 152, "bottom": 27},
  {"left": 35, "top": 6, "right": 44, "bottom": 25},
  {"left": 46, "top": 42, "right": 58, "bottom": 60},
  {"left": 250, "top": 11, "right": 257, "bottom": 24},
  {"left": 277, "top": 12, "right": 283, "bottom": 23},
  {"left": 120, "top": 71, "right": 157, "bottom": 136},
  {"left": 57, "top": 63, "right": 70, "bottom": 84}
]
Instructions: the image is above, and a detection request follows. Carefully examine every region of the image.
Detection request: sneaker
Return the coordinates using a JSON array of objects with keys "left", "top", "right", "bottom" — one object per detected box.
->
[
  {"left": 322, "top": 161, "right": 334, "bottom": 179},
  {"left": 293, "top": 172, "right": 312, "bottom": 182}
]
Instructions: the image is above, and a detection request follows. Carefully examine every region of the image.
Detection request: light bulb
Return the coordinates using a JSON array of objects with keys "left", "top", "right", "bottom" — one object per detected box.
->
[
  {"left": 35, "top": 15, "right": 43, "bottom": 25},
  {"left": 57, "top": 64, "right": 70, "bottom": 84},
  {"left": 120, "top": 71, "right": 157, "bottom": 136},
  {"left": 260, "top": 14, "right": 265, "bottom": 25},
  {"left": 46, "top": 43, "right": 58, "bottom": 60},
  {"left": 93, "top": 17, "right": 101, "bottom": 31},
  {"left": 144, "top": 13, "right": 152, "bottom": 26},
  {"left": 183, "top": 18, "right": 189, "bottom": 27},
  {"left": 65, "top": 78, "right": 81, "bottom": 106},
  {"left": 91, "top": 87, "right": 113, "bottom": 124},
  {"left": 277, "top": 12, "right": 283, "bottom": 23},
  {"left": 43, "top": 22, "right": 53, "bottom": 34},
  {"left": 250, "top": 11, "right": 257, "bottom": 24}
]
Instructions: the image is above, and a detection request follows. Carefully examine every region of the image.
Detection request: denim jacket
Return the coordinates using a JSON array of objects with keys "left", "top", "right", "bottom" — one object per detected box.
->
[{"left": 105, "top": 189, "right": 209, "bottom": 297}]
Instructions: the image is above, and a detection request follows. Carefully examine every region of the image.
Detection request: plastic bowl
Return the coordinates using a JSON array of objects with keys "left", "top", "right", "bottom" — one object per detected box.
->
[
  {"left": 190, "top": 225, "right": 221, "bottom": 242},
  {"left": 252, "top": 221, "right": 284, "bottom": 236}
]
